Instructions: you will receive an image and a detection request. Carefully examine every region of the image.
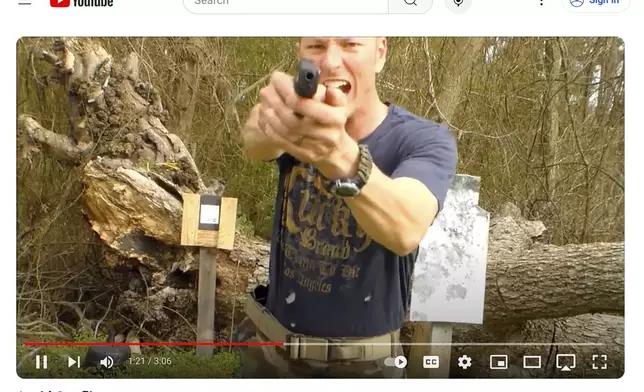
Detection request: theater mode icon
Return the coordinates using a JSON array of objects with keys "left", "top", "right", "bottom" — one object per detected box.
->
[{"left": 523, "top": 355, "right": 542, "bottom": 369}]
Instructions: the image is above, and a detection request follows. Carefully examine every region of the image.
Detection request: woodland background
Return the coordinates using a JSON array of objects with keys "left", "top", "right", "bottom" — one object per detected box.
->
[{"left": 15, "top": 37, "right": 624, "bottom": 378}]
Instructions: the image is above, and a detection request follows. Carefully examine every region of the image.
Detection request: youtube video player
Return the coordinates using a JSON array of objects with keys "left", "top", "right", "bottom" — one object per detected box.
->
[{"left": 6, "top": 1, "right": 639, "bottom": 392}]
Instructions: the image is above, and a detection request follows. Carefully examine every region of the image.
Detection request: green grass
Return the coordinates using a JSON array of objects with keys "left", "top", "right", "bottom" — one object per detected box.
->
[{"left": 16, "top": 331, "right": 241, "bottom": 379}]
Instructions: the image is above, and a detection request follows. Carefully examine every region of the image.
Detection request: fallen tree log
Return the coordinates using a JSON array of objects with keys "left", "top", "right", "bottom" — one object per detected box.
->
[
  {"left": 480, "top": 203, "right": 624, "bottom": 324},
  {"left": 483, "top": 241, "right": 623, "bottom": 324}
]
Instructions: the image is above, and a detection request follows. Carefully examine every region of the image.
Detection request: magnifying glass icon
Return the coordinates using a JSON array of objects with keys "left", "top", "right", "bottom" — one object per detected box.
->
[{"left": 404, "top": 0, "right": 417, "bottom": 5}]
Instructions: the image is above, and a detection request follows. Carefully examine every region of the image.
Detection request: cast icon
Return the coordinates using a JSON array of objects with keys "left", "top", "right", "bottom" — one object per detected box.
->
[{"left": 556, "top": 354, "right": 576, "bottom": 371}]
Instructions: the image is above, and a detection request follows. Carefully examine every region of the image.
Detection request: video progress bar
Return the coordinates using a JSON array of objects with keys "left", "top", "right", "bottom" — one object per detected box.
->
[{"left": 282, "top": 342, "right": 606, "bottom": 346}]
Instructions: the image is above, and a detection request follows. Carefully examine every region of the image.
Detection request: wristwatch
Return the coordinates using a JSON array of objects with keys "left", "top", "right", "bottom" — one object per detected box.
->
[{"left": 326, "top": 144, "right": 373, "bottom": 198}]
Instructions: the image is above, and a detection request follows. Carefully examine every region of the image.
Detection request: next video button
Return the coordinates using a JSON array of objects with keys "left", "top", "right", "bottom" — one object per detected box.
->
[{"left": 563, "top": 0, "right": 631, "bottom": 13}]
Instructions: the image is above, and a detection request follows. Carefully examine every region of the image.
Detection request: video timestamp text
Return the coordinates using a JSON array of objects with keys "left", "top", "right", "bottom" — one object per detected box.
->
[{"left": 128, "top": 356, "right": 172, "bottom": 366}]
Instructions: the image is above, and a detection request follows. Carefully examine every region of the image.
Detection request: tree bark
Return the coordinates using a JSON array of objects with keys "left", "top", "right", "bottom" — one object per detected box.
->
[
  {"left": 425, "top": 37, "right": 485, "bottom": 128},
  {"left": 483, "top": 241, "right": 623, "bottom": 324}
]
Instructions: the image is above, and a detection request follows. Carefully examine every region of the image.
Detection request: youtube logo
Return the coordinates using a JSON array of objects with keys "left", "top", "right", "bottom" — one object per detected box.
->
[{"left": 50, "top": 0, "right": 114, "bottom": 7}]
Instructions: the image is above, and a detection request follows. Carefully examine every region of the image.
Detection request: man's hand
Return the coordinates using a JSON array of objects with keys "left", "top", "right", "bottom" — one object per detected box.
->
[{"left": 258, "top": 71, "right": 360, "bottom": 179}]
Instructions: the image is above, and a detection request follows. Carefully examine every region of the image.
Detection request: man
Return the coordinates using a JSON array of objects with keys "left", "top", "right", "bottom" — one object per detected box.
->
[{"left": 236, "top": 37, "right": 457, "bottom": 378}]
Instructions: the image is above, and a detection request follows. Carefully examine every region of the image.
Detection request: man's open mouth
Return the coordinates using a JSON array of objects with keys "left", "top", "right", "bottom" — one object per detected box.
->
[{"left": 323, "top": 80, "right": 352, "bottom": 95}]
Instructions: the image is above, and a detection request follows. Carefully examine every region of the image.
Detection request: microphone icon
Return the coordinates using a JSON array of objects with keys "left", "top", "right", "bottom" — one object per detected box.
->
[{"left": 454, "top": 0, "right": 464, "bottom": 6}]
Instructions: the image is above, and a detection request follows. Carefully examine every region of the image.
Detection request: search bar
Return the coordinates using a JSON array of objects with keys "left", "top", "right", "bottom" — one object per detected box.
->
[{"left": 184, "top": 0, "right": 433, "bottom": 14}]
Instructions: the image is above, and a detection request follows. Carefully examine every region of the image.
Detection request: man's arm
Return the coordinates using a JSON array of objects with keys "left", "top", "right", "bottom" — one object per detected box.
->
[
  {"left": 345, "top": 167, "right": 439, "bottom": 256},
  {"left": 323, "top": 125, "right": 457, "bottom": 256},
  {"left": 240, "top": 104, "right": 284, "bottom": 161}
]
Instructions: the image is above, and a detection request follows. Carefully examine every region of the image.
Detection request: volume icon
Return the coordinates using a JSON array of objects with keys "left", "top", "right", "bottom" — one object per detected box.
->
[{"left": 99, "top": 356, "right": 114, "bottom": 369}]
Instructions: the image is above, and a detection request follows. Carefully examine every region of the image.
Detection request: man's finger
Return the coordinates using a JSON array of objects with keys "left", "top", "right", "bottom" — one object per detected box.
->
[
  {"left": 264, "top": 123, "right": 312, "bottom": 161},
  {"left": 271, "top": 71, "right": 296, "bottom": 104},
  {"left": 324, "top": 87, "right": 347, "bottom": 108},
  {"left": 262, "top": 108, "right": 291, "bottom": 141},
  {"left": 291, "top": 98, "right": 346, "bottom": 126},
  {"left": 263, "top": 85, "right": 303, "bottom": 130},
  {"left": 312, "top": 83, "right": 327, "bottom": 102}
]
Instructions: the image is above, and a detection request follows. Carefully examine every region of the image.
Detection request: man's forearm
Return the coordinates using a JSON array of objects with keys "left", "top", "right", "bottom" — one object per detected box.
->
[{"left": 344, "top": 165, "right": 438, "bottom": 256}]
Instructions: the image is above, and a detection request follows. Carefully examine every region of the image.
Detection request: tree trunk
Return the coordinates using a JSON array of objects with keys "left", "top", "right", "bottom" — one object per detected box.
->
[
  {"left": 541, "top": 38, "right": 562, "bottom": 200},
  {"left": 425, "top": 37, "right": 485, "bottom": 128}
]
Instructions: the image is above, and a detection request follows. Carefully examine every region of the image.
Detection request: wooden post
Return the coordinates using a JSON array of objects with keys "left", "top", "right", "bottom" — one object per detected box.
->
[
  {"left": 180, "top": 193, "right": 238, "bottom": 357},
  {"left": 408, "top": 322, "right": 453, "bottom": 378},
  {"left": 196, "top": 247, "right": 217, "bottom": 357},
  {"left": 427, "top": 323, "right": 453, "bottom": 378}
]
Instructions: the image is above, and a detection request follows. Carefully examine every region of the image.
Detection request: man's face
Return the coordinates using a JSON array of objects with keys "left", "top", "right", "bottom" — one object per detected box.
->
[{"left": 297, "top": 37, "right": 387, "bottom": 113}]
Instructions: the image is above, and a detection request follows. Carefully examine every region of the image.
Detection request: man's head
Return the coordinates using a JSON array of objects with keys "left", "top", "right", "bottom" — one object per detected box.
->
[{"left": 296, "top": 37, "right": 387, "bottom": 115}]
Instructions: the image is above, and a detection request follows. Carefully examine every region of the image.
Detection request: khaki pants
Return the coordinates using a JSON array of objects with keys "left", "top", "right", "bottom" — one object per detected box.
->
[{"left": 234, "top": 318, "right": 406, "bottom": 378}]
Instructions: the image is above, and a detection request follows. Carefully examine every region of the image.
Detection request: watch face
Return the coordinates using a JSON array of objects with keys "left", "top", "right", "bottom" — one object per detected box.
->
[{"left": 334, "top": 182, "right": 360, "bottom": 197}]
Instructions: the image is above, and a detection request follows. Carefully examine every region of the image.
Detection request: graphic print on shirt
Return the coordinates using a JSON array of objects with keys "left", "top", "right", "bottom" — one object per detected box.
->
[{"left": 280, "top": 163, "right": 373, "bottom": 294}]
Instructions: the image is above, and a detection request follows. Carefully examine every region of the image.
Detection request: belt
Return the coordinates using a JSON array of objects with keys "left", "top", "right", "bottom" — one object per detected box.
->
[{"left": 244, "top": 294, "right": 398, "bottom": 362}]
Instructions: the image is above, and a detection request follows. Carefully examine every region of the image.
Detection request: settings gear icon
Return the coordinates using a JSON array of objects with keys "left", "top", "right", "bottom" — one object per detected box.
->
[{"left": 458, "top": 355, "right": 472, "bottom": 369}]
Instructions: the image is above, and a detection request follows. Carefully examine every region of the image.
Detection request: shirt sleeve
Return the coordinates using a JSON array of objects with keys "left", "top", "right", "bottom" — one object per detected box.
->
[{"left": 390, "top": 122, "right": 458, "bottom": 212}]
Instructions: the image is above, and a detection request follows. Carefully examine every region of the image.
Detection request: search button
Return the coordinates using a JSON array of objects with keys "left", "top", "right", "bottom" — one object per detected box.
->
[
  {"left": 562, "top": 0, "right": 630, "bottom": 13},
  {"left": 389, "top": 0, "right": 432, "bottom": 14},
  {"left": 445, "top": 0, "right": 471, "bottom": 13}
]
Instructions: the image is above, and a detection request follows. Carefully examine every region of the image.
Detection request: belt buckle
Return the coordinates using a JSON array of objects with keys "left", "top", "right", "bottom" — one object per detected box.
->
[
  {"left": 286, "top": 334, "right": 330, "bottom": 362},
  {"left": 286, "top": 333, "right": 303, "bottom": 360}
]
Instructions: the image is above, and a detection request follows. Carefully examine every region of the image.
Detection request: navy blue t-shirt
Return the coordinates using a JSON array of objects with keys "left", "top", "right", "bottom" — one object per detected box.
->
[{"left": 264, "top": 103, "right": 457, "bottom": 338}]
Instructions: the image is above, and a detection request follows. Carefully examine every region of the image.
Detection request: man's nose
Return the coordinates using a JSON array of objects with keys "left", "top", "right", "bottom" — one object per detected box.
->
[{"left": 320, "top": 46, "right": 343, "bottom": 70}]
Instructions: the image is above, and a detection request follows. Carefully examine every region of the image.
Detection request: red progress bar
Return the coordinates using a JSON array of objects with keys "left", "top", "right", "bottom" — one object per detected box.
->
[{"left": 23, "top": 341, "right": 284, "bottom": 347}]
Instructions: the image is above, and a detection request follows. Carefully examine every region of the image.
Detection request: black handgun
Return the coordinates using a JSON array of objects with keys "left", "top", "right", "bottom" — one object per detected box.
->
[{"left": 294, "top": 58, "right": 320, "bottom": 99}]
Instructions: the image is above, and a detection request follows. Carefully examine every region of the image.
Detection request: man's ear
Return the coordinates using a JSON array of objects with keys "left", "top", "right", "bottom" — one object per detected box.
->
[
  {"left": 375, "top": 37, "right": 387, "bottom": 73},
  {"left": 295, "top": 38, "right": 302, "bottom": 58}
]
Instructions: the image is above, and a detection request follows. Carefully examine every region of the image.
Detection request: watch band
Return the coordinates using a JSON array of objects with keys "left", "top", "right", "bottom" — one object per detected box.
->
[
  {"left": 355, "top": 144, "right": 373, "bottom": 188},
  {"left": 325, "top": 144, "right": 373, "bottom": 197}
]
